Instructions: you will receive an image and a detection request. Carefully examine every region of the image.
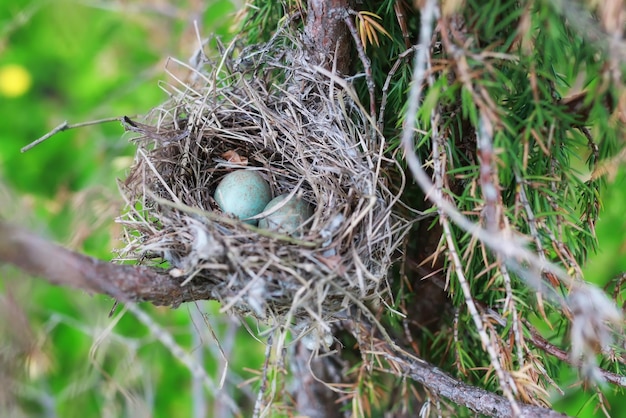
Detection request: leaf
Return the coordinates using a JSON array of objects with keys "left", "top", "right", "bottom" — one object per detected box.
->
[{"left": 221, "top": 150, "right": 248, "bottom": 165}]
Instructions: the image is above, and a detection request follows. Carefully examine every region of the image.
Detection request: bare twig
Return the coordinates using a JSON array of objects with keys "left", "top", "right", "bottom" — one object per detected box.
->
[
  {"left": 526, "top": 321, "right": 626, "bottom": 387},
  {"left": 125, "top": 303, "right": 239, "bottom": 414},
  {"left": 343, "top": 11, "right": 377, "bottom": 119},
  {"left": 394, "top": 0, "right": 412, "bottom": 48},
  {"left": 379, "top": 46, "right": 415, "bottom": 130},
  {"left": 190, "top": 307, "right": 208, "bottom": 418},
  {"left": 21, "top": 117, "right": 123, "bottom": 152},
  {"left": 515, "top": 171, "right": 551, "bottom": 313},
  {"left": 477, "top": 114, "right": 525, "bottom": 368},
  {"left": 501, "top": 264, "right": 526, "bottom": 369},
  {"left": 439, "top": 212, "right": 521, "bottom": 412},
  {"left": 252, "top": 336, "right": 273, "bottom": 418},
  {"left": 476, "top": 114, "right": 499, "bottom": 232},
  {"left": 343, "top": 315, "right": 570, "bottom": 418},
  {"left": 381, "top": 351, "right": 571, "bottom": 418}
]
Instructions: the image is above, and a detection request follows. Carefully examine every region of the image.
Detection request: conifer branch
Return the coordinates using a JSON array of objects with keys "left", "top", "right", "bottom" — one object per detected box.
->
[
  {"left": 345, "top": 315, "right": 570, "bottom": 418},
  {"left": 414, "top": 0, "right": 521, "bottom": 413},
  {"left": 399, "top": 0, "right": 623, "bottom": 403}
]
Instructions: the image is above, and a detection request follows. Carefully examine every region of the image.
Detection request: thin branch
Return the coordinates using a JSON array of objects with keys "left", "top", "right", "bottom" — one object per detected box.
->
[
  {"left": 501, "top": 264, "right": 526, "bottom": 369},
  {"left": 527, "top": 323, "right": 626, "bottom": 387},
  {"left": 476, "top": 114, "right": 499, "bottom": 233},
  {"left": 125, "top": 303, "right": 239, "bottom": 414},
  {"left": 21, "top": 117, "right": 123, "bottom": 152},
  {"left": 440, "top": 213, "right": 521, "bottom": 413},
  {"left": 343, "top": 11, "right": 377, "bottom": 119},
  {"left": 252, "top": 335, "right": 273, "bottom": 418},
  {"left": 0, "top": 221, "right": 213, "bottom": 307},
  {"left": 393, "top": 1, "right": 412, "bottom": 49},
  {"left": 381, "top": 351, "right": 571, "bottom": 418},
  {"left": 343, "top": 315, "right": 570, "bottom": 418},
  {"left": 516, "top": 170, "right": 551, "bottom": 315},
  {"left": 379, "top": 46, "right": 415, "bottom": 130},
  {"left": 477, "top": 114, "right": 525, "bottom": 368}
]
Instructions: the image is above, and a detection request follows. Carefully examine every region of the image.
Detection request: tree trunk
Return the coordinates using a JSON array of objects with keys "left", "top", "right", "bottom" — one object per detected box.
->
[{"left": 304, "top": 0, "right": 353, "bottom": 74}]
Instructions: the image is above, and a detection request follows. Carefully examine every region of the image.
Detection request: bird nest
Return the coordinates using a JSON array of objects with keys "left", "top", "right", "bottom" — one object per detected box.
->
[{"left": 117, "top": 32, "right": 411, "bottom": 342}]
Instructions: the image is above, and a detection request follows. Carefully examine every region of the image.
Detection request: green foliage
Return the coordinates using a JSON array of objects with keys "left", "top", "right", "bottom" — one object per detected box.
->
[
  {"left": 235, "top": 0, "right": 626, "bottom": 414},
  {"left": 238, "top": 1, "right": 299, "bottom": 43},
  {"left": 2, "top": 0, "right": 626, "bottom": 416},
  {"left": 0, "top": 2, "right": 269, "bottom": 417},
  {"left": 325, "top": 0, "right": 626, "bottom": 414}
]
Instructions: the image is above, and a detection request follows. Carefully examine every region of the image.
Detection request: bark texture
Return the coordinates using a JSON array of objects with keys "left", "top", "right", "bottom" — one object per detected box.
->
[
  {"left": 304, "top": 0, "right": 353, "bottom": 74},
  {"left": 292, "top": 342, "right": 346, "bottom": 418},
  {"left": 0, "top": 221, "right": 211, "bottom": 307},
  {"left": 384, "top": 352, "right": 571, "bottom": 418}
]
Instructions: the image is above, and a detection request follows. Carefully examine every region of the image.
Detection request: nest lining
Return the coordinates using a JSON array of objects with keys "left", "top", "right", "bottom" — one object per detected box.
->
[{"left": 117, "top": 33, "right": 411, "bottom": 337}]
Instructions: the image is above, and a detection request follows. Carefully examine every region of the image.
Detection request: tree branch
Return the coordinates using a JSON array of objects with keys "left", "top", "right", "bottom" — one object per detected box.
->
[
  {"left": 340, "top": 314, "right": 570, "bottom": 418},
  {"left": 0, "top": 221, "right": 213, "bottom": 307},
  {"left": 526, "top": 321, "right": 626, "bottom": 387},
  {"left": 381, "top": 351, "right": 570, "bottom": 418},
  {"left": 292, "top": 342, "right": 345, "bottom": 418}
]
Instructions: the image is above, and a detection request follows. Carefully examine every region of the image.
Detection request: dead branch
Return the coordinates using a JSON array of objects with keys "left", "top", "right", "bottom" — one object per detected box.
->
[
  {"left": 341, "top": 313, "right": 571, "bottom": 418},
  {"left": 526, "top": 321, "right": 626, "bottom": 387},
  {"left": 381, "top": 351, "right": 571, "bottom": 418},
  {"left": 0, "top": 221, "right": 213, "bottom": 307},
  {"left": 20, "top": 117, "right": 123, "bottom": 153}
]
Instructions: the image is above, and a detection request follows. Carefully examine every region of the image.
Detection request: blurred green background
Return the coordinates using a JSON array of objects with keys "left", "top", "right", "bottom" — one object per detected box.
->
[
  {"left": 0, "top": 1, "right": 268, "bottom": 417},
  {"left": 1, "top": 0, "right": 625, "bottom": 417}
]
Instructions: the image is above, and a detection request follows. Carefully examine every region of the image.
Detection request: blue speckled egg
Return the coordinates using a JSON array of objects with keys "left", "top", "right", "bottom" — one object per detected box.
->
[
  {"left": 214, "top": 170, "right": 272, "bottom": 225},
  {"left": 258, "top": 194, "right": 313, "bottom": 236}
]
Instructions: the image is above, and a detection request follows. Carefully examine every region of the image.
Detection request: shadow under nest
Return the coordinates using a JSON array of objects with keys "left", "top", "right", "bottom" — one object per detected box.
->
[{"left": 118, "top": 33, "right": 411, "bottom": 343}]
